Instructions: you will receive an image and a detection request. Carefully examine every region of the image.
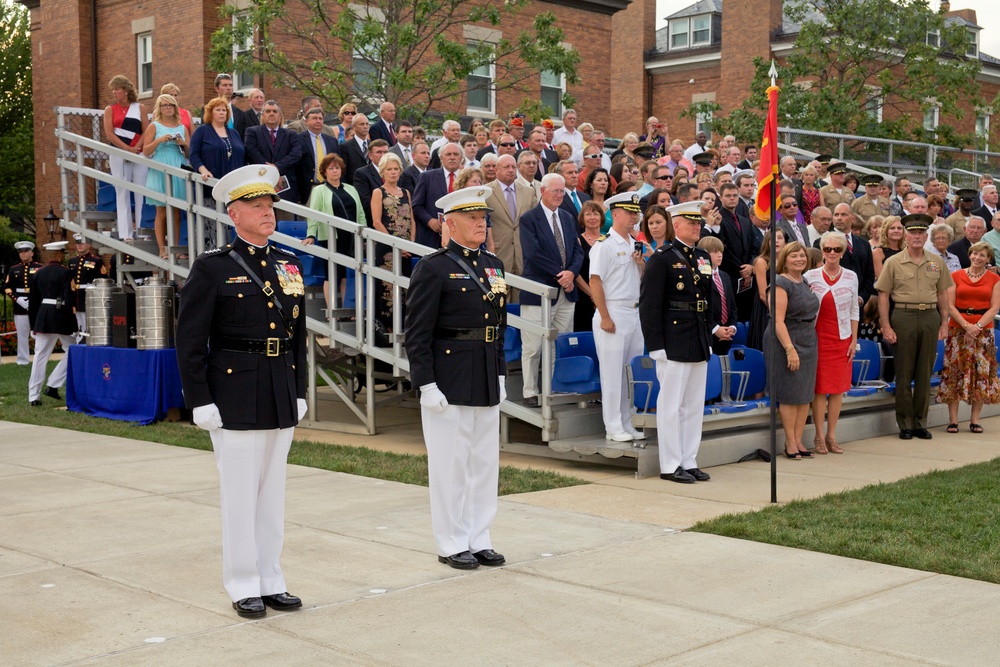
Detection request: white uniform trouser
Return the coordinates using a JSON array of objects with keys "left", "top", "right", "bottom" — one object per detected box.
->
[
  {"left": 520, "top": 292, "right": 575, "bottom": 398},
  {"left": 210, "top": 427, "right": 294, "bottom": 602},
  {"left": 75, "top": 313, "right": 87, "bottom": 343},
  {"left": 594, "top": 304, "right": 644, "bottom": 436},
  {"left": 14, "top": 314, "right": 31, "bottom": 365},
  {"left": 655, "top": 358, "right": 708, "bottom": 473},
  {"left": 28, "top": 333, "right": 75, "bottom": 401},
  {"left": 109, "top": 155, "right": 148, "bottom": 240},
  {"left": 421, "top": 404, "right": 500, "bottom": 557}
]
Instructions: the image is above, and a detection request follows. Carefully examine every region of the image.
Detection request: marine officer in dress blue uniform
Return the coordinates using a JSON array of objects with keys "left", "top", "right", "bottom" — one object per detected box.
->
[
  {"left": 27, "top": 241, "right": 77, "bottom": 405},
  {"left": 404, "top": 186, "right": 508, "bottom": 570},
  {"left": 175, "top": 164, "right": 307, "bottom": 619},
  {"left": 5, "top": 241, "right": 42, "bottom": 365},
  {"left": 68, "top": 232, "right": 108, "bottom": 338},
  {"left": 640, "top": 201, "right": 731, "bottom": 483}
]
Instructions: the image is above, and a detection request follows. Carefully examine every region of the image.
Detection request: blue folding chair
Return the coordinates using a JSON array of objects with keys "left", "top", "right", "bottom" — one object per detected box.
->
[
  {"left": 704, "top": 354, "right": 723, "bottom": 415},
  {"left": 725, "top": 345, "right": 768, "bottom": 408},
  {"left": 732, "top": 322, "right": 748, "bottom": 347},
  {"left": 847, "top": 338, "right": 884, "bottom": 396},
  {"left": 628, "top": 355, "right": 659, "bottom": 413},
  {"left": 930, "top": 339, "right": 945, "bottom": 388},
  {"left": 504, "top": 303, "right": 522, "bottom": 364},
  {"left": 552, "top": 332, "right": 601, "bottom": 394}
]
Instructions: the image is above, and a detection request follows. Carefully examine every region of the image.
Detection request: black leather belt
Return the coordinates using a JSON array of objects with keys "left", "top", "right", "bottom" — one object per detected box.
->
[
  {"left": 668, "top": 300, "right": 708, "bottom": 312},
  {"left": 435, "top": 326, "right": 500, "bottom": 342},
  {"left": 962, "top": 307, "right": 988, "bottom": 315},
  {"left": 213, "top": 336, "right": 293, "bottom": 356}
]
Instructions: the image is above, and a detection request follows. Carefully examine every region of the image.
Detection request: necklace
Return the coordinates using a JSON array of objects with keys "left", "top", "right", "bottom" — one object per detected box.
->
[
  {"left": 823, "top": 265, "right": 842, "bottom": 280},
  {"left": 221, "top": 135, "right": 232, "bottom": 160},
  {"left": 968, "top": 267, "right": 986, "bottom": 279}
]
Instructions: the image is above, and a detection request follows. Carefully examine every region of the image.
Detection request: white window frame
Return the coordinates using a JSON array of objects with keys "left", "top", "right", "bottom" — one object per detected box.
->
[
  {"left": 465, "top": 42, "right": 495, "bottom": 115},
  {"left": 232, "top": 11, "right": 255, "bottom": 92},
  {"left": 669, "top": 18, "right": 690, "bottom": 50},
  {"left": 865, "top": 87, "right": 883, "bottom": 123},
  {"left": 967, "top": 29, "right": 979, "bottom": 58},
  {"left": 926, "top": 29, "right": 940, "bottom": 48},
  {"left": 923, "top": 105, "right": 940, "bottom": 133},
  {"left": 696, "top": 108, "right": 712, "bottom": 141},
  {"left": 976, "top": 113, "right": 990, "bottom": 142},
  {"left": 351, "top": 26, "right": 380, "bottom": 99},
  {"left": 136, "top": 33, "right": 153, "bottom": 97},
  {"left": 540, "top": 70, "right": 565, "bottom": 117},
  {"left": 692, "top": 15, "right": 711, "bottom": 46}
]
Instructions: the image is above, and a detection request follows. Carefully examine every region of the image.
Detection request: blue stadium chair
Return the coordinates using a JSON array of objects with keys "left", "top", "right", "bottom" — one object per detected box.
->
[
  {"left": 504, "top": 304, "right": 522, "bottom": 363},
  {"left": 930, "top": 339, "right": 945, "bottom": 388},
  {"left": 847, "top": 338, "right": 883, "bottom": 396},
  {"left": 726, "top": 345, "right": 768, "bottom": 408},
  {"left": 704, "top": 354, "right": 722, "bottom": 415},
  {"left": 628, "top": 355, "right": 658, "bottom": 413},
  {"left": 732, "top": 321, "right": 748, "bottom": 347},
  {"left": 552, "top": 332, "right": 601, "bottom": 394}
]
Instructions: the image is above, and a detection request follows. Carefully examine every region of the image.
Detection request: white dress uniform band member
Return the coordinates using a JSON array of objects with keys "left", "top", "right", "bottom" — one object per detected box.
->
[
  {"left": 404, "top": 186, "right": 508, "bottom": 570},
  {"left": 175, "top": 164, "right": 307, "bottom": 619},
  {"left": 590, "top": 192, "right": 646, "bottom": 442}
]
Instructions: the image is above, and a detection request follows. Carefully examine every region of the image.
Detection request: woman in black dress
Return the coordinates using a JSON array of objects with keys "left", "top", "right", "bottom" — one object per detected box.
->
[
  {"left": 747, "top": 229, "right": 787, "bottom": 351},
  {"left": 574, "top": 200, "right": 605, "bottom": 332}
]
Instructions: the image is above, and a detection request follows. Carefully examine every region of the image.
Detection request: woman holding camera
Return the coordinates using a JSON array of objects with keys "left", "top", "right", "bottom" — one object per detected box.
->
[{"left": 142, "top": 94, "right": 188, "bottom": 259}]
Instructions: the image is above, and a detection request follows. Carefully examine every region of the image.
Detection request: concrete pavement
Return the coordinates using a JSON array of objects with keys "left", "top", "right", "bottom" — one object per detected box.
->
[{"left": 2, "top": 418, "right": 999, "bottom": 665}]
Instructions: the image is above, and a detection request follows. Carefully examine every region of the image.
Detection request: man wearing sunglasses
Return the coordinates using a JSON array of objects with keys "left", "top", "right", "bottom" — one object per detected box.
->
[{"left": 775, "top": 194, "right": 810, "bottom": 247}]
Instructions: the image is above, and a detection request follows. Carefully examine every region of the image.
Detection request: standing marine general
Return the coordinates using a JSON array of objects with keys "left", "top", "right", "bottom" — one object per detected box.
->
[
  {"left": 875, "top": 213, "right": 953, "bottom": 440},
  {"left": 639, "top": 201, "right": 730, "bottom": 483},
  {"left": 175, "top": 164, "right": 307, "bottom": 619},
  {"left": 404, "top": 186, "right": 508, "bottom": 570},
  {"left": 27, "top": 241, "right": 77, "bottom": 405},
  {"left": 5, "top": 241, "right": 42, "bottom": 365},
  {"left": 67, "top": 233, "right": 109, "bottom": 337}
]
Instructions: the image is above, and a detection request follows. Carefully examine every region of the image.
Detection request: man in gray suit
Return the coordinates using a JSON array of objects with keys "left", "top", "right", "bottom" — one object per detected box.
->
[
  {"left": 486, "top": 154, "right": 537, "bottom": 280},
  {"left": 775, "top": 194, "right": 810, "bottom": 246}
]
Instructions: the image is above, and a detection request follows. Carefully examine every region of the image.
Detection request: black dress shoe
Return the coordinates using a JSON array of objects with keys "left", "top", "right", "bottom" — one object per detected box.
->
[
  {"left": 522, "top": 396, "right": 539, "bottom": 408},
  {"left": 473, "top": 549, "right": 506, "bottom": 566},
  {"left": 438, "top": 551, "right": 479, "bottom": 569},
  {"left": 899, "top": 429, "right": 913, "bottom": 440},
  {"left": 686, "top": 468, "right": 711, "bottom": 481},
  {"left": 261, "top": 592, "right": 302, "bottom": 611},
  {"left": 232, "top": 597, "right": 266, "bottom": 618},
  {"left": 29, "top": 400, "right": 42, "bottom": 407},
  {"left": 912, "top": 428, "right": 933, "bottom": 440},
  {"left": 43, "top": 387, "right": 60, "bottom": 400},
  {"left": 660, "top": 466, "right": 696, "bottom": 484}
]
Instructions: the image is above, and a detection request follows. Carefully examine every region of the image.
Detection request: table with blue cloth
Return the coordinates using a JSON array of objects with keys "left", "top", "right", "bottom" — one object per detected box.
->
[{"left": 66, "top": 345, "right": 184, "bottom": 424}]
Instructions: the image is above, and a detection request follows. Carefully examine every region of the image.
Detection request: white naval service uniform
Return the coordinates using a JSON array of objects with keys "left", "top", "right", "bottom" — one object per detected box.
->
[{"left": 588, "top": 229, "right": 644, "bottom": 438}]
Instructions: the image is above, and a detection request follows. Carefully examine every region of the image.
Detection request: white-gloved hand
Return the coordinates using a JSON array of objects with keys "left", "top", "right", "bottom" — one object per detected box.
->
[
  {"left": 192, "top": 403, "right": 223, "bottom": 431},
  {"left": 16, "top": 297, "right": 28, "bottom": 309},
  {"left": 649, "top": 349, "right": 668, "bottom": 363},
  {"left": 498, "top": 375, "right": 507, "bottom": 403},
  {"left": 419, "top": 383, "right": 449, "bottom": 414},
  {"left": 297, "top": 398, "right": 307, "bottom": 420}
]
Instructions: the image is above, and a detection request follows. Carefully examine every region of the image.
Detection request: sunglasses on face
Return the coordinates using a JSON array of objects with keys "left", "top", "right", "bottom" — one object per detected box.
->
[
  {"left": 585, "top": 153, "right": 601, "bottom": 159},
  {"left": 782, "top": 203, "right": 798, "bottom": 208},
  {"left": 343, "top": 111, "right": 357, "bottom": 115},
  {"left": 822, "top": 246, "right": 845, "bottom": 253},
  {"left": 655, "top": 175, "right": 672, "bottom": 180},
  {"left": 499, "top": 142, "right": 516, "bottom": 147}
]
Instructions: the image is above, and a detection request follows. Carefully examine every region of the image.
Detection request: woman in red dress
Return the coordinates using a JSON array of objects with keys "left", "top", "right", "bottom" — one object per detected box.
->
[
  {"left": 938, "top": 242, "right": 1000, "bottom": 433},
  {"left": 804, "top": 231, "right": 859, "bottom": 454}
]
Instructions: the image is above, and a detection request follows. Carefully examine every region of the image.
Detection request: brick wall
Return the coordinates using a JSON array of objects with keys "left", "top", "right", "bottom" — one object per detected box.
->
[
  {"left": 718, "top": 0, "right": 782, "bottom": 114},
  {"left": 609, "top": 0, "right": 655, "bottom": 138}
]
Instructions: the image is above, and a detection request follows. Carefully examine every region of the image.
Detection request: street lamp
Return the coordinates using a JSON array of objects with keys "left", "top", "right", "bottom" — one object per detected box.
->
[{"left": 43, "top": 206, "right": 62, "bottom": 242}]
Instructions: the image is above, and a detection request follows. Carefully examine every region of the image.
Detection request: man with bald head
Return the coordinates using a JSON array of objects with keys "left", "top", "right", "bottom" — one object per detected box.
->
[
  {"left": 485, "top": 153, "right": 535, "bottom": 278},
  {"left": 831, "top": 203, "right": 874, "bottom": 304}
]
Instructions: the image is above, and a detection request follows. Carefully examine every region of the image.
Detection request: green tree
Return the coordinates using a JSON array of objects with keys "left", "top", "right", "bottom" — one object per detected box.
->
[
  {"left": 685, "top": 0, "right": 983, "bottom": 145},
  {"left": 208, "top": 0, "right": 579, "bottom": 122},
  {"left": 0, "top": 2, "right": 34, "bottom": 233}
]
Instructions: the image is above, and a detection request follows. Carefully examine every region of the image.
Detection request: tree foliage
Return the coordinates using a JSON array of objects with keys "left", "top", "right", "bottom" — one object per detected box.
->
[
  {"left": 686, "top": 0, "right": 984, "bottom": 145},
  {"left": 209, "top": 0, "right": 580, "bottom": 122},
  {"left": 0, "top": 2, "right": 34, "bottom": 233}
]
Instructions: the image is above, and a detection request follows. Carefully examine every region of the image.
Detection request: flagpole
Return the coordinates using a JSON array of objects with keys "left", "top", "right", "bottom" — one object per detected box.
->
[{"left": 767, "top": 60, "right": 779, "bottom": 504}]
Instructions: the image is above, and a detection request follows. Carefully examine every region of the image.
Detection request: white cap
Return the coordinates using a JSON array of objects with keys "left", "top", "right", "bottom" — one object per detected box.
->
[
  {"left": 605, "top": 191, "right": 643, "bottom": 213},
  {"left": 666, "top": 201, "right": 706, "bottom": 221},
  {"left": 14, "top": 241, "right": 35, "bottom": 251},
  {"left": 211, "top": 164, "right": 280, "bottom": 207},
  {"left": 43, "top": 241, "right": 69, "bottom": 251},
  {"left": 734, "top": 168, "right": 755, "bottom": 182},
  {"left": 435, "top": 186, "right": 493, "bottom": 215}
]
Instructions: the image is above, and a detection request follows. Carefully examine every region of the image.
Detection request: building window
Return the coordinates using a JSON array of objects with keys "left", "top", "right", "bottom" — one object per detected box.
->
[
  {"left": 976, "top": 114, "right": 990, "bottom": 143},
  {"left": 136, "top": 33, "right": 152, "bottom": 96},
  {"left": 967, "top": 29, "right": 979, "bottom": 58},
  {"left": 670, "top": 18, "right": 689, "bottom": 49},
  {"left": 923, "top": 106, "right": 940, "bottom": 133},
  {"left": 692, "top": 16, "right": 711, "bottom": 46},
  {"left": 926, "top": 29, "right": 939, "bottom": 48},
  {"left": 233, "top": 12, "right": 255, "bottom": 91},
  {"left": 466, "top": 43, "right": 494, "bottom": 114},
  {"left": 865, "top": 88, "right": 883, "bottom": 123},
  {"left": 540, "top": 70, "right": 564, "bottom": 117},
  {"left": 696, "top": 108, "right": 712, "bottom": 141}
]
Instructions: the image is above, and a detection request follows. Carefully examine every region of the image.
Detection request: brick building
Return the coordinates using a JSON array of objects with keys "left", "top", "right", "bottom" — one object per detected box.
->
[
  {"left": 641, "top": 0, "right": 1000, "bottom": 147},
  {"left": 17, "top": 0, "right": 630, "bottom": 238}
]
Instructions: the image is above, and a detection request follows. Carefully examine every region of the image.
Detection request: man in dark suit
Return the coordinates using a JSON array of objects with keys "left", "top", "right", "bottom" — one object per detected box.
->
[
  {"left": 27, "top": 241, "right": 77, "bottom": 405},
  {"left": 389, "top": 120, "right": 415, "bottom": 167},
  {"left": 352, "top": 140, "right": 389, "bottom": 225},
  {"left": 972, "top": 184, "right": 998, "bottom": 225},
  {"left": 518, "top": 173, "right": 585, "bottom": 407},
  {"left": 718, "top": 182, "right": 758, "bottom": 321},
  {"left": 339, "top": 113, "right": 372, "bottom": 185},
  {"left": 176, "top": 165, "right": 307, "bottom": 619},
  {"left": 412, "top": 143, "right": 464, "bottom": 248},
  {"left": 640, "top": 202, "right": 725, "bottom": 483},
  {"left": 736, "top": 145, "right": 757, "bottom": 171},
  {"left": 245, "top": 101, "right": 303, "bottom": 205},
  {"left": 554, "top": 160, "right": 590, "bottom": 220},
  {"left": 475, "top": 119, "right": 507, "bottom": 161},
  {"left": 775, "top": 194, "right": 810, "bottom": 246},
  {"left": 400, "top": 141, "right": 430, "bottom": 194},
  {"left": 948, "top": 216, "right": 987, "bottom": 268},
  {"left": 296, "top": 107, "right": 340, "bottom": 204},
  {"left": 516, "top": 128, "right": 556, "bottom": 182},
  {"left": 244, "top": 89, "right": 265, "bottom": 129},
  {"left": 367, "top": 102, "right": 398, "bottom": 147},
  {"left": 831, "top": 203, "right": 875, "bottom": 305}
]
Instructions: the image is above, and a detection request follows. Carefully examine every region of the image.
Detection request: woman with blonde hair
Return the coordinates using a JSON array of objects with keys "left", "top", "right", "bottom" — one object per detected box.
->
[
  {"left": 370, "top": 152, "right": 414, "bottom": 332},
  {"left": 159, "top": 83, "right": 192, "bottom": 137},
  {"left": 142, "top": 94, "right": 188, "bottom": 258},
  {"left": 335, "top": 103, "right": 357, "bottom": 142},
  {"left": 873, "top": 215, "right": 904, "bottom": 278},
  {"left": 865, "top": 215, "right": 885, "bottom": 247},
  {"left": 102, "top": 75, "right": 148, "bottom": 243}
]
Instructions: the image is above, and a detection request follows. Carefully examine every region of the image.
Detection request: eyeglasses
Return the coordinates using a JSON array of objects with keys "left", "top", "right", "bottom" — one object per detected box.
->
[
  {"left": 343, "top": 111, "right": 356, "bottom": 116},
  {"left": 499, "top": 142, "right": 516, "bottom": 147},
  {"left": 585, "top": 153, "right": 601, "bottom": 159},
  {"left": 822, "top": 247, "right": 845, "bottom": 253},
  {"left": 782, "top": 203, "right": 798, "bottom": 209},
  {"left": 629, "top": 170, "right": 640, "bottom": 176}
]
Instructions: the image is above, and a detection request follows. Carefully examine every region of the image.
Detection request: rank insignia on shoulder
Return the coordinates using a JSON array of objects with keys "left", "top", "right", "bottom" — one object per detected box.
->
[
  {"left": 597, "top": 234, "right": 608, "bottom": 242},
  {"left": 274, "top": 246, "right": 297, "bottom": 256},
  {"left": 204, "top": 246, "right": 232, "bottom": 256}
]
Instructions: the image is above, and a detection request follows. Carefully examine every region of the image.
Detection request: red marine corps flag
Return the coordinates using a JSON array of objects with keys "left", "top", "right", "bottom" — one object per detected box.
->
[{"left": 754, "top": 82, "right": 780, "bottom": 221}]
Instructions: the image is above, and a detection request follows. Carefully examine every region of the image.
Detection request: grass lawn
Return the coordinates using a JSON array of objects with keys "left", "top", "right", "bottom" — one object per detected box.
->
[
  {"left": 0, "top": 359, "right": 588, "bottom": 495},
  {"left": 691, "top": 459, "right": 1000, "bottom": 584}
]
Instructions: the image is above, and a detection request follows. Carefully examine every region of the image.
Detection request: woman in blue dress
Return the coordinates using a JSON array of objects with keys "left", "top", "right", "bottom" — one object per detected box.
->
[{"left": 142, "top": 94, "right": 188, "bottom": 259}]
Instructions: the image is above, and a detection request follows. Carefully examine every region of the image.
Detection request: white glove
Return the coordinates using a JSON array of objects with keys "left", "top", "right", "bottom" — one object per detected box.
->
[
  {"left": 192, "top": 403, "right": 223, "bottom": 431},
  {"left": 297, "top": 398, "right": 307, "bottom": 420},
  {"left": 419, "top": 383, "right": 449, "bottom": 414},
  {"left": 649, "top": 349, "right": 668, "bottom": 363},
  {"left": 498, "top": 375, "right": 507, "bottom": 403},
  {"left": 16, "top": 297, "right": 28, "bottom": 309}
]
